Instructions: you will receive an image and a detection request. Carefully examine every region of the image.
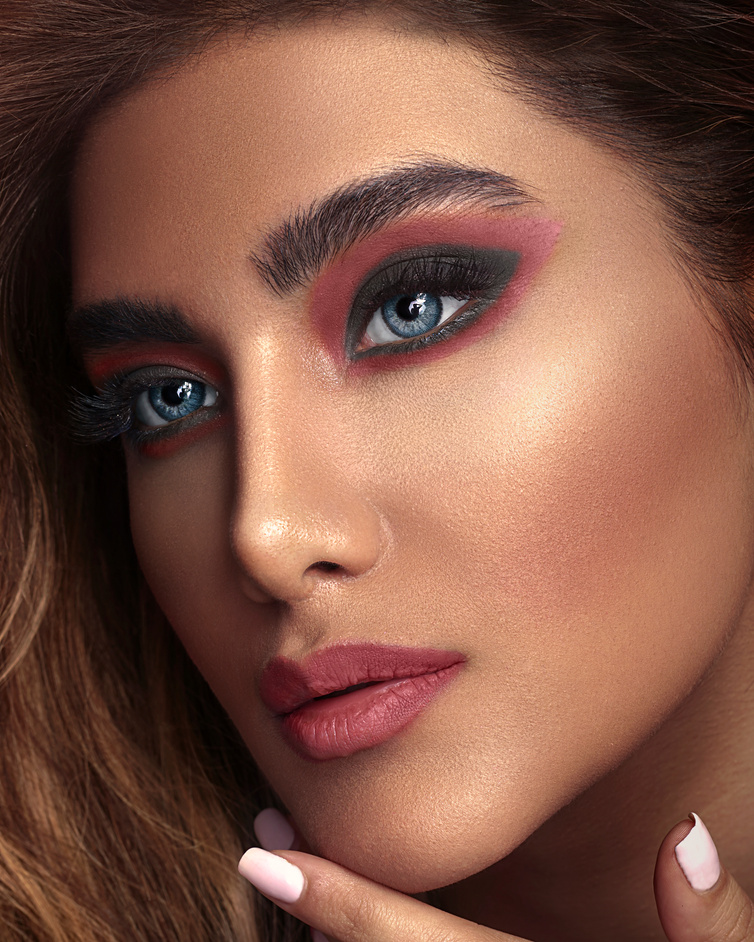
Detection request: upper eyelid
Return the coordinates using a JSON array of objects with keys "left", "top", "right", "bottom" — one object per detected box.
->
[
  {"left": 345, "top": 246, "right": 520, "bottom": 354},
  {"left": 97, "top": 363, "right": 217, "bottom": 393},
  {"left": 89, "top": 252, "right": 500, "bottom": 383},
  {"left": 351, "top": 246, "right": 517, "bottom": 303}
]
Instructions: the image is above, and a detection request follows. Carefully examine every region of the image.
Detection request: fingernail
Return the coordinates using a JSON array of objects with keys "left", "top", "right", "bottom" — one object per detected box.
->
[
  {"left": 254, "top": 807, "right": 296, "bottom": 851},
  {"left": 238, "top": 847, "right": 304, "bottom": 903},
  {"left": 675, "top": 812, "right": 721, "bottom": 891},
  {"left": 310, "top": 930, "right": 328, "bottom": 942}
]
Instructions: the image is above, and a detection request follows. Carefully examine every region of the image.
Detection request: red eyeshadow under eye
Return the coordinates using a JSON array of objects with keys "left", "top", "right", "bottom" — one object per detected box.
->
[
  {"left": 307, "top": 214, "right": 562, "bottom": 374},
  {"left": 130, "top": 411, "right": 230, "bottom": 460}
]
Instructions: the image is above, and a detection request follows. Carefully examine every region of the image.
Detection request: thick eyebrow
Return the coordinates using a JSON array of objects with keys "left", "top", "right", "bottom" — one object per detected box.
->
[
  {"left": 250, "top": 158, "right": 538, "bottom": 296},
  {"left": 67, "top": 159, "right": 537, "bottom": 355},
  {"left": 67, "top": 297, "right": 201, "bottom": 357}
]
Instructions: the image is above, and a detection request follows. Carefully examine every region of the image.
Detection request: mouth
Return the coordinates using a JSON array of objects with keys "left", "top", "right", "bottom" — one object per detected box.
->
[{"left": 259, "top": 643, "right": 466, "bottom": 761}]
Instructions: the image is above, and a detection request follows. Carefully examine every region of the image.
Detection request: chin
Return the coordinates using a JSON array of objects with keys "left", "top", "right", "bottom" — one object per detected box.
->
[
  {"left": 302, "top": 807, "right": 529, "bottom": 894},
  {"left": 276, "top": 758, "right": 545, "bottom": 894}
]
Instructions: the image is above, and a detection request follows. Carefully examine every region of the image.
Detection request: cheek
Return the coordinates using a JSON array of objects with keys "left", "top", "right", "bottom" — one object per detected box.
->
[
  {"left": 272, "top": 289, "right": 754, "bottom": 889},
  {"left": 123, "top": 437, "right": 250, "bottom": 677},
  {"left": 119, "top": 271, "right": 754, "bottom": 896}
]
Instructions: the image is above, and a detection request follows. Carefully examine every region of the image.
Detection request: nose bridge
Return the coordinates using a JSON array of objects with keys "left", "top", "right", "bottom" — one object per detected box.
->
[{"left": 229, "top": 348, "right": 384, "bottom": 603}]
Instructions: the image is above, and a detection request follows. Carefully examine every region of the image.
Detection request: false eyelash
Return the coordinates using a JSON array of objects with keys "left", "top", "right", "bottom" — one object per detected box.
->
[
  {"left": 67, "top": 367, "right": 213, "bottom": 446},
  {"left": 365, "top": 252, "right": 504, "bottom": 308},
  {"left": 67, "top": 373, "right": 138, "bottom": 444}
]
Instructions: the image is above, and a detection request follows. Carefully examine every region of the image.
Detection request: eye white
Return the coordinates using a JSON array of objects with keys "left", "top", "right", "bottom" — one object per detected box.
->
[{"left": 365, "top": 296, "right": 468, "bottom": 345}]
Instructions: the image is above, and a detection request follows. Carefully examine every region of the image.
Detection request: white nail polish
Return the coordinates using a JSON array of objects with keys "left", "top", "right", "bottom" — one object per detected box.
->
[
  {"left": 238, "top": 847, "right": 304, "bottom": 904},
  {"left": 675, "top": 812, "right": 721, "bottom": 891}
]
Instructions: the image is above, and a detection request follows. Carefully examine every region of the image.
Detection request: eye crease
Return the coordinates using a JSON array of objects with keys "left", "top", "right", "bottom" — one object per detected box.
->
[{"left": 66, "top": 244, "right": 521, "bottom": 447}]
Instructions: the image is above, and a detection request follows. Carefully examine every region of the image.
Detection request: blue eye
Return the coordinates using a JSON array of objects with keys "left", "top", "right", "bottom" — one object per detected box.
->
[
  {"left": 66, "top": 367, "right": 221, "bottom": 445},
  {"left": 134, "top": 380, "right": 218, "bottom": 427},
  {"left": 364, "top": 292, "right": 467, "bottom": 344},
  {"left": 346, "top": 246, "right": 520, "bottom": 359}
]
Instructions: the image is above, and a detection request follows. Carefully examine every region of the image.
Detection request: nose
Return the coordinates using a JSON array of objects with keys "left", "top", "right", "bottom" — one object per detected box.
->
[{"left": 229, "top": 382, "right": 386, "bottom": 604}]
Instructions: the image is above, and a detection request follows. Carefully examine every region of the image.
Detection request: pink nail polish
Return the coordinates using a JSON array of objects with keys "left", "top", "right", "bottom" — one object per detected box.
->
[
  {"left": 310, "top": 930, "right": 328, "bottom": 942},
  {"left": 238, "top": 847, "right": 304, "bottom": 903},
  {"left": 254, "top": 807, "right": 296, "bottom": 851},
  {"left": 674, "top": 812, "right": 721, "bottom": 891}
]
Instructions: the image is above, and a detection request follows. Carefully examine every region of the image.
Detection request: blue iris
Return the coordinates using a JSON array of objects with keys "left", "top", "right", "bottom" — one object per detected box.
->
[
  {"left": 382, "top": 292, "right": 442, "bottom": 338},
  {"left": 147, "top": 381, "right": 206, "bottom": 422}
]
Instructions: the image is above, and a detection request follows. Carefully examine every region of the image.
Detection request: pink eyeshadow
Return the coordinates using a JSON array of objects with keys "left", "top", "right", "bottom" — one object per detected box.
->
[{"left": 307, "top": 214, "right": 562, "bottom": 374}]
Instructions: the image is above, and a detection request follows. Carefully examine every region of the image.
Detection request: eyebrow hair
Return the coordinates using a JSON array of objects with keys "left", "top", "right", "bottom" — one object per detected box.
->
[
  {"left": 67, "top": 296, "right": 201, "bottom": 356},
  {"left": 67, "top": 159, "right": 537, "bottom": 355},
  {"left": 250, "top": 158, "right": 538, "bottom": 296}
]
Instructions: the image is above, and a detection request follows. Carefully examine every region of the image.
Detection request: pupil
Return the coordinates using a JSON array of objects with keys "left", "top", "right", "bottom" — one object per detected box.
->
[
  {"left": 163, "top": 381, "right": 193, "bottom": 406},
  {"left": 397, "top": 293, "right": 427, "bottom": 321}
]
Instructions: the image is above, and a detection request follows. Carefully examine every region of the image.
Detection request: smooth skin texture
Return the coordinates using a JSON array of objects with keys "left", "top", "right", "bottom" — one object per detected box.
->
[{"left": 69, "top": 16, "right": 754, "bottom": 942}]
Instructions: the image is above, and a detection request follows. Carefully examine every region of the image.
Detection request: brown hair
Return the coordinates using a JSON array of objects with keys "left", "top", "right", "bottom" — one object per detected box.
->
[{"left": 1, "top": 2, "right": 752, "bottom": 939}]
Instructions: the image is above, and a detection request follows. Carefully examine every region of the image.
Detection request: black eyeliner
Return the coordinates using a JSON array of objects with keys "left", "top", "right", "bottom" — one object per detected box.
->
[
  {"left": 67, "top": 245, "right": 520, "bottom": 446},
  {"left": 66, "top": 366, "right": 219, "bottom": 446},
  {"left": 344, "top": 245, "right": 520, "bottom": 359}
]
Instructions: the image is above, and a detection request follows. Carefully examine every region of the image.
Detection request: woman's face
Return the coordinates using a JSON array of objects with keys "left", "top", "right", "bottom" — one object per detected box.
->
[{"left": 69, "top": 18, "right": 754, "bottom": 893}]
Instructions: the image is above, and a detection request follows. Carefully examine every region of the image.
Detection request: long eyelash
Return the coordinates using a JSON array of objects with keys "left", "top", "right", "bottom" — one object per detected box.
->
[
  {"left": 372, "top": 253, "right": 502, "bottom": 306},
  {"left": 68, "top": 253, "right": 513, "bottom": 444},
  {"left": 67, "top": 372, "right": 139, "bottom": 444},
  {"left": 67, "top": 369, "right": 211, "bottom": 446}
]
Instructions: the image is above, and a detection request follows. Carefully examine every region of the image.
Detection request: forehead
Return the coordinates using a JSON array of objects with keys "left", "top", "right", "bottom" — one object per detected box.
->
[{"left": 68, "top": 17, "right": 660, "bottom": 320}]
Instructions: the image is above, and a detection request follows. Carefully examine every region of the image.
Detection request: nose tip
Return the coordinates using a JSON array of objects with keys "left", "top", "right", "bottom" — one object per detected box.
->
[{"left": 232, "top": 497, "right": 386, "bottom": 604}]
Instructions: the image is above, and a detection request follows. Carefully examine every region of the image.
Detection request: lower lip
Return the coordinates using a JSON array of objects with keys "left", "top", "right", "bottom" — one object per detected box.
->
[{"left": 279, "top": 662, "right": 465, "bottom": 762}]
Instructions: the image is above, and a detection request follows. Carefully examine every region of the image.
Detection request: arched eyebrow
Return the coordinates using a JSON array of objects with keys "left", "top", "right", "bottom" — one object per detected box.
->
[
  {"left": 67, "top": 158, "right": 537, "bottom": 356},
  {"left": 250, "top": 158, "right": 537, "bottom": 296}
]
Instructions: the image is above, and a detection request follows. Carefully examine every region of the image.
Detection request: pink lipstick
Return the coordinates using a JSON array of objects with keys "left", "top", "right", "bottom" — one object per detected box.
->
[{"left": 260, "top": 643, "right": 466, "bottom": 761}]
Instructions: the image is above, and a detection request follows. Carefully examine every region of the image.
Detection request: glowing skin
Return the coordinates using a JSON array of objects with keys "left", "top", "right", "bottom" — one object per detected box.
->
[{"left": 69, "top": 17, "right": 754, "bottom": 942}]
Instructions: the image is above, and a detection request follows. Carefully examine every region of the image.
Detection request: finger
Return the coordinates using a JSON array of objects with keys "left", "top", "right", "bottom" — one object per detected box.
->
[
  {"left": 254, "top": 807, "right": 311, "bottom": 853},
  {"left": 253, "top": 807, "right": 296, "bottom": 851},
  {"left": 238, "top": 847, "right": 530, "bottom": 942},
  {"left": 655, "top": 812, "right": 754, "bottom": 942}
]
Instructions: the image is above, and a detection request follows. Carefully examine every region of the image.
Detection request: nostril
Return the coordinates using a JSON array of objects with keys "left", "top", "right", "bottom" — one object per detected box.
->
[{"left": 311, "top": 560, "right": 340, "bottom": 573}]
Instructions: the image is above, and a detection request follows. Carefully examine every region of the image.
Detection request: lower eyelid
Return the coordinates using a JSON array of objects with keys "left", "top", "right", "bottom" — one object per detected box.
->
[
  {"left": 353, "top": 298, "right": 485, "bottom": 359},
  {"left": 345, "top": 246, "right": 522, "bottom": 361}
]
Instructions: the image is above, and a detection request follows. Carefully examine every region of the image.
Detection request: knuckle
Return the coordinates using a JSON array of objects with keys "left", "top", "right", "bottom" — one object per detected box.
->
[
  {"left": 331, "top": 887, "right": 382, "bottom": 942},
  {"left": 316, "top": 878, "right": 499, "bottom": 942},
  {"left": 419, "top": 930, "right": 472, "bottom": 942},
  {"left": 706, "top": 890, "right": 754, "bottom": 942},
  {"left": 728, "top": 900, "right": 754, "bottom": 942},
  {"left": 416, "top": 926, "right": 499, "bottom": 942}
]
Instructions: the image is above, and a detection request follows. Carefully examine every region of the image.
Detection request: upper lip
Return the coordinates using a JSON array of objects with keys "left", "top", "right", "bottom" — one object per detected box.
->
[{"left": 260, "top": 643, "right": 466, "bottom": 715}]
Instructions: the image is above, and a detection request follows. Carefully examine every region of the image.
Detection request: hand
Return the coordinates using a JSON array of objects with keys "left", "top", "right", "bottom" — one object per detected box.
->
[{"left": 239, "top": 809, "right": 754, "bottom": 942}]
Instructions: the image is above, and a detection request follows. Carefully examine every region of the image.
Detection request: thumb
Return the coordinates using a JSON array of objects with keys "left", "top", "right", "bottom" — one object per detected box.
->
[{"left": 655, "top": 812, "right": 754, "bottom": 942}]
